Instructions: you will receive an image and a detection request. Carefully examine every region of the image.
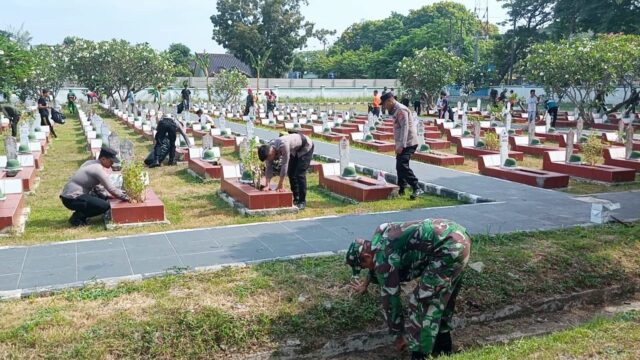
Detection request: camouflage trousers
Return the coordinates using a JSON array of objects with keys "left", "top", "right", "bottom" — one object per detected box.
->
[{"left": 406, "top": 235, "right": 470, "bottom": 354}]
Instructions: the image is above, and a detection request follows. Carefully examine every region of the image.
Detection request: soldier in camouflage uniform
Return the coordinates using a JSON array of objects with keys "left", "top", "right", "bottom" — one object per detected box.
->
[{"left": 346, "top": 219, "right": 471, "bottom": 359}]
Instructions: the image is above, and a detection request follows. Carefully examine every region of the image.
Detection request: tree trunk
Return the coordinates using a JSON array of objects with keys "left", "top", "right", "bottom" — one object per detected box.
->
[{"left": 607, "top": 92, "right": 639, "bottom": 114}]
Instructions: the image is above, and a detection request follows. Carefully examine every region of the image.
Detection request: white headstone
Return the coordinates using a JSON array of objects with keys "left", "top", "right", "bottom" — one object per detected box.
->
[
  {"left": 19, "top": 123, "right": 29, "bottom": 146},
  {"left": 505, "top": 112, "right": 512, "bottom": 131},
  {"left": 626, "top": 126, "right": 634, "bottom": 159},
  {"left": 576, "top": 118, "right": 584, "bottom": 140},
  {"left": 339, "top": 137, "right": 350, "bottom": 175},
  {"left": 565, "top": 130, "right": 575, "bottom": 163},
  {"left": 417, "top": 119, "right": 425, "bottom": 146},
  {"left": 108, "top": 134, "right": 120, "bottom": 154},
  {"left": 461, "top": 113, "right": 468, "bottom": 132},
  {"left": 4, "top": 136, "right": 17, "bottom": 160},
  {"left": 120, "top": 139, "right": 134, "bottom": 163},
  {"left": 528, "top": 121, "right": 535, "bottom": 144},
  {"left": 246, "top": 120, "right": 254, "bottom": 139},
  {"left": 476, "top": 98, "right": 481, "bottom": 110},
  {"left": 463, "top": 102, "right": 468, "bottom": 113},
  {"left": 202, "top": 134, "right": 214, "bottom": 150},
  {"left": 618, "top": 119, "right": 625, "bottom": 135},
  {"left": 544, "top": 111, "right": 551, "bottom": 132},
  {"left": 499, "top": 129, "right": 509, "bottom": 168},
  {"left": 473, "top": 122, "right": 481, "bottom": 146}
]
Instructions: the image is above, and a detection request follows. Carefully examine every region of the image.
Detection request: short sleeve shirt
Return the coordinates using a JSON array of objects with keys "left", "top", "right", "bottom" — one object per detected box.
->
[{"left": 38, "top": 97, "right": 49, "bottom": 117}]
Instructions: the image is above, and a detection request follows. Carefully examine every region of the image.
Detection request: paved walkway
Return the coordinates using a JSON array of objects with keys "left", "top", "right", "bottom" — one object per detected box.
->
[{"left": 1, "top": 123, "right": 639, "bottom": 297}]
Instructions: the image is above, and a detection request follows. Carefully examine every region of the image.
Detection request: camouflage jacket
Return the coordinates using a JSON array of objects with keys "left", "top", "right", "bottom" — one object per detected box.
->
[{"left": 368, "top": 219, "right": 470, "bottom": 334}]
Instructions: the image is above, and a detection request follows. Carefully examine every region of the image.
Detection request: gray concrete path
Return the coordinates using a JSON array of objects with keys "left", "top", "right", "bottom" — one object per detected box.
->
[{"left": 1, "top": 123, "right": 639, "bottom": 297}]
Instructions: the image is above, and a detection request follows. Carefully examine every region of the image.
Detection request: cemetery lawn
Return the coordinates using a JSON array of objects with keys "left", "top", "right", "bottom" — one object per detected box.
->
[
  {"left": 0, "top": 223, "right": 638, "bottom": 358},
  {"left": 0, "top": 109, "right": 458, "bottom": 247}
]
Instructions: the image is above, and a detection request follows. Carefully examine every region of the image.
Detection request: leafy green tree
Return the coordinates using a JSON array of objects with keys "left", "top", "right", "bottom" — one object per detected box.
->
[
  {"left": 67, "top": 39, "right": 174, "bottom": 101},
  {"left": 332, "top": 15, "right": 405, "bottom": 53},
  {"left": 551, "top": 0, "right": 640, "bottom": 38},
  {"left": 523, "top": 34, "right": 640, "bottom": 123},
  {"left": 331, "top": 48, "right": 373, "bottom": 78},
  {"left": 167, "top": 43, "right": 193, "bottom": 77},
  {"left": 194, "top": 51, "right": 213, "bottom": 102},
  {"left": 212, "top": 68, "right": 249, "bottom": 105},
  {"left": 210, "top": 0, "right": 321, "bottom": 77},
  {"left": 0, "top": 36, "right": 32, "bottom": 98},
  {"left": 397, "top": 48, "right": 465, "bottom": 107},
  {"left": 17, "top": 45, "right": 69, "bottom": 103}
]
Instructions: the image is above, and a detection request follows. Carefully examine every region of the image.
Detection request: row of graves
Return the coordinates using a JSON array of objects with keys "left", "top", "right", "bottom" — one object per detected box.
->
[
  {"left": 78, "top": 107, "right": 167, "bottom": 228},
  {"left": 0, "top": 111, "right": 53, "bottom": 234},
  {"left": 230, "top": 99, "right": 640, "bottom": 190}
]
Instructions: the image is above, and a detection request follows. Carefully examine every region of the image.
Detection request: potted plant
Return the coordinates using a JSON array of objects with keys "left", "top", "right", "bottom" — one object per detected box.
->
[
  {"left": 483, "top": 132, "right": 499, "bottom": 151},
  {"left": 580, "top": 133, "right": 603, "bottom": 166},
  {"left": 323, "top": 127, "right": 331, "bottom": 133},
  {"left": 530, "top": 138, "right": 541, "bottom": 146},
  {"left": 239, "top": 137, "right": 263, "bottom": 189},
  {"left": 122, "top": 161, "right": 147, "bottom": 202},
  {"left": 364, "top": 134, "right": 374, "bottom": 142},
  {"left": 419, "top": 144, "right": 431, "bottom": 153}
]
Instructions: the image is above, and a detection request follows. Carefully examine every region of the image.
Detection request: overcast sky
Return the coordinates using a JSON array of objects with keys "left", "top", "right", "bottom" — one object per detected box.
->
[{"left": 1, "top": 0, "right": 507, "bottom": 52}]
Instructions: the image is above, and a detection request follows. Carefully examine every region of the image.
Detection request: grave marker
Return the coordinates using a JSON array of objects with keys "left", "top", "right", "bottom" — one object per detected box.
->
[
  {"left": 108, "top": 134, "right": 120, "bottom": 154},
  {"left": 500, "top": 129, "right": 509, "bottom": 168},
  {"left": 626, "top": 126, "right": 634, "bottom": 159},
  {"left": 246, "top": 120, "right": 254, "bottom": 139},
  {"left": 576, "top": 118, "right": 584, "bottom": 140},
  {"left": 417, "top": 119, "right": 425, "bottom": 146},
  {"left": 565, "top": 130, "right": 575, "bottom": 163},
  {"left": 202, "top": 134, "right": 214, "bottom": 150},
  {"left": 120, "top": 139, "right": 134, "bottom": 163},
  {"left": 473, "top": 121, "right": 481, "bottom": 146},
  {"left": 19, "top": 122, "right": 29, "bottom": 146},
  {"left": 339, "top": 137, "right": 350, "bottom": 175},
  {"left": 528, "top": 121, "right": 535, "bottom": 144},
  {"left": 5, "top": 136, "right": 17, "bottom": 160}
]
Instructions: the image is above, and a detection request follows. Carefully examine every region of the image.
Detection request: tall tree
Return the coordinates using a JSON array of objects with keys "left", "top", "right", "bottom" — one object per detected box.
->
[
  {"left": 0, "top": 36, "right": 32, "bottom": 98},
  {"left": 551, "top": 0, "right": 640, "bottom": 37},
  {"left": 211, "top": 0, "right": 320, "bottom": 77},
  {"left": 167, "top": 43, "right": 193, "bottom": 77},
  {"left": 523, "top": 34, "right": 640, "bottom": 124},
  {"left": 17, "top": 45, "right": 69, "bottom": 103},
  {"left": 212, "top": 68, "right": 249, "bottom": 105}
]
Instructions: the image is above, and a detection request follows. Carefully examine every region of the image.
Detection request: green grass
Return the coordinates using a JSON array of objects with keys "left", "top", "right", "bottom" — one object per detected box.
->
[
  {"left": 0, "top": 107, "right": 458, "bottom": 246},
  {"left": 448, "top": 311, "right": 640, "bottom": 360},
  {"left": 562, "top": 175, "right": 640, "bottom": 195},
  {"left": 0, "top": 223, "right": 638, "bottom": 358}
]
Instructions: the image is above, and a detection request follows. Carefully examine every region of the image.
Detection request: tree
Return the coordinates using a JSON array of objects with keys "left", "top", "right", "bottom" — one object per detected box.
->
[
  {"left": 194, "top": 51, "right": 213, "bottom": 102},
  {"left": 397, "top": 48, "right": 465, "bottom": 107},
  {"left": 4, "top": 24, "right": 32, "bottom": 50},
  {"left": 523, "top": 34, "right": 640, "bottom": 124},
  {"left": 551, "top": 0, "right": 640, "bottom": 38},
  {"left": 246, "top": 48, "right": 272, "bottom": 95},
  {"left": 17, "top": 45, "right": 69, "bottom": 103},
  {"left": 210, "top": 0, "right": 320, "bottom": 77},
  {"left": 330, "top": 48, "right": 373, "bottom": 78},
  {"left": 167, "top": 43, "right": 193, "bottom": 77},
  {"left": 67, "top": 38, "right": 174, "bottom": 101},
  {"left": 0, "top": 36, "right": 32, "bottom": 98},
  {"left": 332, "top": 16, "right": 405, "bottom": 53},
  {"left": 212, "top": 68, "right": 249, "bottom": 105},
  {"left": 313, "top": 29, "right": 337, "bottom": 52}
]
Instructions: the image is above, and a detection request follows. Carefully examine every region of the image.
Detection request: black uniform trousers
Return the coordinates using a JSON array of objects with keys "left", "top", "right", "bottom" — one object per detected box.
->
[
  {"left": 61, "top": 194, "right": 111, "bottom": 222},
  {"left": 396, "top": 145, "right": 419, "bottom": 191},
  {"left": 287, "top": 145, "right": 314, "bottom": 203}
]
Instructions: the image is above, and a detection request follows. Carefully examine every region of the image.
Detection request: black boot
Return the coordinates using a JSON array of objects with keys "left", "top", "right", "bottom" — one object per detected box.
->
[
  {"left": 411, "top": 351, "right": 426, "bottom": 360},
  {"left": 69, "top": 212, "right": 87, "bottom": 227},
  {"left": 431, "top": 332, "right": 452, "bottom": 357},
  {"left": 167, "top": 153, "right": 177, "bottom": 166}
]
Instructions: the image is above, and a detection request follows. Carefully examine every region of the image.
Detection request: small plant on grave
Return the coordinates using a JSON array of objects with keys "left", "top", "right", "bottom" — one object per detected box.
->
[
  {"left": 5, "top": 159, "right": 21, "bottom": 177},
  {"left": 469, "top": 114, "right": 483, "bottom": 123},
  {"left": 579, "top": 135, "right": 588, "bottom": 144},
  {"left": 454, "top": 123, "right": 462, "bottom": 129},
  {"left": 475, "top": 140, "right": 486, "bottom": 148},
  {"left": 28, "top": 133, "right": 35, "bottom": 141},
  {"left": 504, "top": 158, "right": 517, "bottom": 167},
  {"left": 491, "top": 122, "right": 498, "bottom": 127},
  {"left": 18, "top": 144, "right": 30, "bottom": 154},
  {"left": 221, "top": 130, "right": 230, "bottom": 138},
  {"left": 530, "top": 138, "right": 541, "bottom": 146},
  {"left": 580, "top": 133, "right": 603, "bottom": 166},
  {"left": 463, "top": 130, "right": 471, "bottom": 137},
  {"left": 293, "top": 123, "right": 300, "bottom": 129},
  {"left": 369, "top": 126, "right": 376, "bottom": 131},
  {"left": 548, "top": 127, "right": 556, "bottom": 133},
  {"left": 122, "top": 161, "right": 146, "bottom": 203},
  {"left": 419, "top": 144, "right": 431, "bottom": 153},
  {"left": 323, "top": 127, "right": 330, "bottom": 133},
  {"left": 630, "top": 151, "right": 640, "bottom": 160},
  {"left": 240, "top": 137, "right": 263, "bottom": 189},
  {"left": 484, "top": 132, "right": 499, "bottom": 151},
  {"left": 364, "top": 134, "right": 374, "bottom": 142},
  {"left": 508, "top": 129, "right": 516, "bottom": 135}
]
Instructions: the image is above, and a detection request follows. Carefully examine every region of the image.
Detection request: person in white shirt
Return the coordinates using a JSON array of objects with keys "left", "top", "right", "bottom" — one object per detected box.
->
[
  {"left": 196, "top": 109, "right": 212, "bottom": 126},
  {"left": 526, "top": 89, "right": 539, "bottom": 123}
]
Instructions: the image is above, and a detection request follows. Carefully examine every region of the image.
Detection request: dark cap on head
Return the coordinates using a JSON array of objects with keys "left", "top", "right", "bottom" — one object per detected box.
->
[
  {"left": 98, "top": 145, "right": 120, "bottom": 162},
  {"left": 380, "top": 91, "right": 395, "bottom": 105}
]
